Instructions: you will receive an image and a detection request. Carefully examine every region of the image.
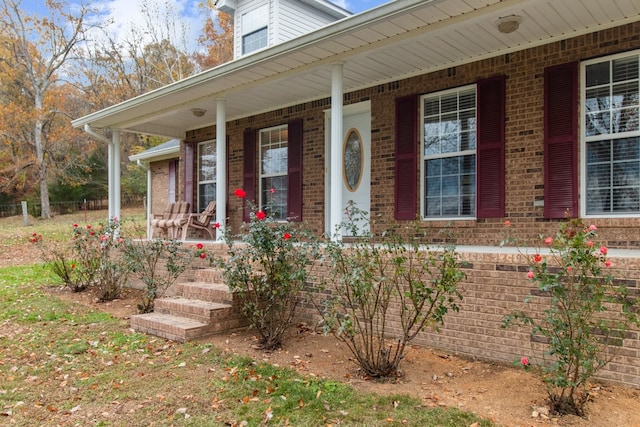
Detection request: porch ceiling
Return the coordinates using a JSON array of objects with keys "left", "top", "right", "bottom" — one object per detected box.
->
[{"left": 73, "top": 0, "right": 640, "bottom": 139}]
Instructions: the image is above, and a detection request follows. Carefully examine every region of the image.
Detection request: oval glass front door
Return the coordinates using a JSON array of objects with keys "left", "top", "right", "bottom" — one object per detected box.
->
[{"left": 343, "top": 128, "right": 363, "bottom": 192}]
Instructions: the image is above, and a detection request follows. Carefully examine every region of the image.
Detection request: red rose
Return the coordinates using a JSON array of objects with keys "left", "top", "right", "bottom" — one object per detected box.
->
[
  {"left": 234, "top": 188, "right": 246, "bottom": 198},
  {"left": 256, "top": 211, "right": 266, "bottom": 220}
]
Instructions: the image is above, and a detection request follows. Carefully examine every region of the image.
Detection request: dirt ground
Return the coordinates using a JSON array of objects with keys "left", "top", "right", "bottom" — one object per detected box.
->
[{"left": 42, "top": 285, "right": 640, "bottom": 427}]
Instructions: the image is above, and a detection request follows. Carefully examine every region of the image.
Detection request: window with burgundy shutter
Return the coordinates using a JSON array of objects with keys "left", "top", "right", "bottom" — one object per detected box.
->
[
  {"left": 582, "top": 51, "right": 640, "bottom": 216},
  {"left": 243, "top": 121, "right": 303, "bottom": 222},
  {"left": 544, "top": 62, "right": 578, "bottom": 219}
]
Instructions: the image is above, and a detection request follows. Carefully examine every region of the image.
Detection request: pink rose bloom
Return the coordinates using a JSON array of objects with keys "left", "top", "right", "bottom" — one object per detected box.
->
[
  {"left": 605, "top": 260, "right": 612, "bottom": 268},
  {"left": 600, "top": 246, "right": 608, "bottom": 255},
  {"left": 586, "top": 240, "right": 594, "bottom": 247},
  {"left": 521, "top": 356, "right": 529, "bottom": 366},
  {"left": 589, "top": 224, "right": 598, "bottom": 231},
  {"left": 270, "top": 188, "right": 276, "bottom": 194},
  {"left": 504, "top": 220, "right": 511, "bottom": 227},
  {"left": 256, "top": 211, "right": 266, "bottom": 220},
  {"left": 544, "top": 237, "right": 553, "bottom": 245},
  {"left": 527, "top": 271, "right": 534, "bottom": 279}
]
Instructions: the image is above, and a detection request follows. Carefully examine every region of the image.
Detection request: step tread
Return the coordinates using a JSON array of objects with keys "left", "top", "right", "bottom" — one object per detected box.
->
[
  {"left": 178, "top": 281, "right": 230, "bottom": 290},
  {"left": 158, "top": 297, "right": 232, "bottom": 310},
  {"left": 132, "top": 312, "right": 206, "bottom": 329}
]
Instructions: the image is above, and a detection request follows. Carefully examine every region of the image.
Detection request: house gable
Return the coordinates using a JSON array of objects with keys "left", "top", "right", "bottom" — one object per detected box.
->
[{"left": 218, "top": 0, "right": 351, "bottom": 59}]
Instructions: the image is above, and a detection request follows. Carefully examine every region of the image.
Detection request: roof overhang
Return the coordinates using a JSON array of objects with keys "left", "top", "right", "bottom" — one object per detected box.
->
[
  {"left": 128, "top": 139, "right": 180, "bottom": 163},
  {"left": 73, "top": 0, "right": 640, "bottom": 140}
]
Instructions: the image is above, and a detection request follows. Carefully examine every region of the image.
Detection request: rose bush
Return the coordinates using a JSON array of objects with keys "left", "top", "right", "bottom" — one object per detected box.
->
[
  {"left": 206, "top": 188, "right": 320, "bottom": 350},
  {"left": 503, "top": 217, "right": 639, "bottom": 415}
]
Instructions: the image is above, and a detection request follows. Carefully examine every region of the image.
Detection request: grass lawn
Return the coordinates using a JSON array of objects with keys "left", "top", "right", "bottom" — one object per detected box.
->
[{"left": 0, "top": 210, "right": 493, "bottom": 426}]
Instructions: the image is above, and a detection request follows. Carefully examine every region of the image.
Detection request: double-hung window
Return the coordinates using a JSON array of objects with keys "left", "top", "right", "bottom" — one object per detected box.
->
[
  {"left": 421, "top": 86, "right": 477, "bottom": 219},
  {"left": 259, "top": 125, "right": 288, "bottom": 220},
  {"left": 197, "top": 141, "right": 216, "bottom": 212},
  {"left": 583, "top": 51, "right": 640, "bottom": 215},
  {"left": 241, "top": 5, "right": 268, "bottom": 55}
]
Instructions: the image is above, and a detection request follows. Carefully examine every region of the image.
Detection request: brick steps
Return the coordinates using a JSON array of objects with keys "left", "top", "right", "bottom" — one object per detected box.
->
[{"left": 130, "top": 265, "right": 247, "bottom": 342}]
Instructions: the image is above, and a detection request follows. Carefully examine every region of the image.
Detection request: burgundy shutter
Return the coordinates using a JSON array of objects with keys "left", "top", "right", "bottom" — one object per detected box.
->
[
  {"left": 226, "top": 135, "right": 230, "bottom": 219},
  {"left": 544, "top": 62, "right": 578, "bottom": 219},
  {"left": 184, "top": 142, "right": 194, "bottom": 211},
  {"left": 243, "top": 128, "right": 257, "bottom": 222},
  {"left": 476, "top": 75, "right": 506, "bottom": 218},
  {"left": 395, "top": 95, "right": 418, "bottom": 220},
  {"left": 287, "top": 118, "right": 303, "bottom": 221}
]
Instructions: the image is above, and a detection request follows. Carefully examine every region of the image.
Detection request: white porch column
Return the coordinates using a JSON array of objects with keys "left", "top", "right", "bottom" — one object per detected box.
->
[
  {"left": 330, "top": 62, "right": 344, "bottom": 241},
  {"left": 216, "top": 97, "right": 227, "bottom": 240},
  {"left": 112, "top": 129, "right": 122, "bottom": 221},
  {"left": 107, "top": 137, "right": 114, "bottom": 220}
]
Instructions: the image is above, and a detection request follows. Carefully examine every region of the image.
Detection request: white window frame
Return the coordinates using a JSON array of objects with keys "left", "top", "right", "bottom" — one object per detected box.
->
[
  {"left": 580, "top": 49, "right": 640, "bottom": 218},
  {"left": 420, "top": 84, "right": 477, "bottom": 220},
  {"left": 197, "top": 140, "right": 216, "bottom": 212},
  {"left": 259, "top": 124, "right": 288, "bottom": 220}
]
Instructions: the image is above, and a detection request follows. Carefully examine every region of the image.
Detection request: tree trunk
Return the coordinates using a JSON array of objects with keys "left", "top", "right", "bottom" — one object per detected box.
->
[{"left": 34, "top": 95, "right": 51, "bottom": 219}]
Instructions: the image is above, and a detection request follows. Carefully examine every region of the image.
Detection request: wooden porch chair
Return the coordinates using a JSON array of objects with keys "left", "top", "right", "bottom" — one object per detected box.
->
[
  {"left": 150, "top": 201, "right": 191, "bottom": 239},
  {"left": 179, "top": 201, "right": 217, "bottom": 241}
]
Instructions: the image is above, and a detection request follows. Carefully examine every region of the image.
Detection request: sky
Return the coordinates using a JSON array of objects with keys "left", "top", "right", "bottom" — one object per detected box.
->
[{"left": 18, "top": 0, "right": 391, "bottom": 55}]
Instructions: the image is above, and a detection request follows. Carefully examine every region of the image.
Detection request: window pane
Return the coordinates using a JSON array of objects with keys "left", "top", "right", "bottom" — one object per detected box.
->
[
  {"left": 585, "top": 54, "right": 640, "bottom": 139},
  {"left": 242, "top": 27, "right": 268, "bottom": 54},
  {"left": 613, "top": 55, "right": 639, "bottom": 82},
  {"left": 198, "top": 183, "right": 216, "bottom": 212},
  {"left": 613, "top": 187, "right": 640, "bottom": 211},
  {"left": 261, "top": 176, "right": 288, "bottom": 220},
  {"left": 586, "top": 137, "right": 640, "bottom": 214},
  {"left": 586, "top": 61, "right": 610, "bottom": 87},
  {"left": 198, "top": 142, "right": 216, "bottom": 182}
]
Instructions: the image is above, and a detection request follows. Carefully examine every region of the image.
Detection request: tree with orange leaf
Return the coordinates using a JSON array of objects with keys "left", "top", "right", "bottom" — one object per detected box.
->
[{"left": 0, "top": 0, "right": 95, "bottom": 218}]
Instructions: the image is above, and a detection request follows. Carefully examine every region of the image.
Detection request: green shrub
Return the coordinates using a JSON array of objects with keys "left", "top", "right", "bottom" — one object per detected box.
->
[{"left": 318, "top": 206, "right": 465, "bottom": 377}]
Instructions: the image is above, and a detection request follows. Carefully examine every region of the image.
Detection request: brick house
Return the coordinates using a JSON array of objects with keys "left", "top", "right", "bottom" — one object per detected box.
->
[{"left": 74, "top": 0, "right": 640, "bottom": 386}]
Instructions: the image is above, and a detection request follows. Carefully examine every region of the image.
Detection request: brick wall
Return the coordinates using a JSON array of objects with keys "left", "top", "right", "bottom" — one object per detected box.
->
[{"left": 150, "top": 160, "right": 171, "bottom": 215}]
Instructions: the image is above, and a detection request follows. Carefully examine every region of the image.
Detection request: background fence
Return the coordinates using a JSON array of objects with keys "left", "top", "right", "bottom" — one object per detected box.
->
[{"left": 0, "top": 196, "right": 145, "bottom": 218}]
